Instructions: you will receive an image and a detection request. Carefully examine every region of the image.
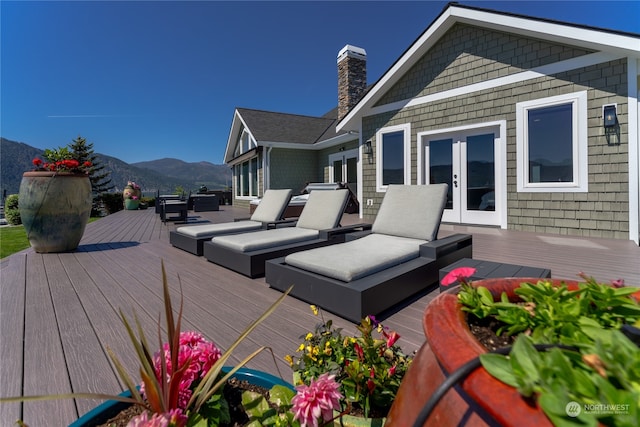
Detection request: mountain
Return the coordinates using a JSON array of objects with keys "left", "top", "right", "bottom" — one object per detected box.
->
[{"left": 0, "top": 137, "right": 232, "bottom": 196}]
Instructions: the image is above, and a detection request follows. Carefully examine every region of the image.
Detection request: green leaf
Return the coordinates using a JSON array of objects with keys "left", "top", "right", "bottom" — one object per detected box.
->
[
  {"left": 269, "top": 385, "right": 295, "bottom": 407},
  {"left": 242, "top": 390, "right": 272, "bottom": 418},
  {"left": 479, "top": 353, "right": 519, "bottom": 388}
]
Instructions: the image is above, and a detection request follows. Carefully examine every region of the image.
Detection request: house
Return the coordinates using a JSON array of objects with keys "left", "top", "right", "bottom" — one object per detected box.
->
[
  {"left": 223, "top": 45, "right": 367, "bottom": 210},
  {"left": 225, "top": 3, "right": 640, "bottom": 243}
]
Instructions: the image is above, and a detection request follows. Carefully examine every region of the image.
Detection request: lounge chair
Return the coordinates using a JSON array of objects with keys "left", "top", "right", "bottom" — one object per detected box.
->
[
  {"left": 203, "top": 189, "right": 365, "bottom": 278},
  {"left": 169, "top": 189, "right": 293, "bottom": 256},
  {"left": 265, "top": 184, "right": 473, "bottom": 322}
]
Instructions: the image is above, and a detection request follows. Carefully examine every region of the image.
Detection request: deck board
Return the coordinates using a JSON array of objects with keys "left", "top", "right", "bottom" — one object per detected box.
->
[{"left": 1, "top": 205, "right": 639, "bottom": 426}]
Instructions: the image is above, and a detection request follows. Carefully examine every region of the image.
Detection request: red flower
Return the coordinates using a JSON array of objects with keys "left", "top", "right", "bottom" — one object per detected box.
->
[
  {"left": 441, "top": 267, "right": 477, "bottom": 287},
  {"left": 32, "top": 158, "right": 43, "bottom": 167},
  {"left": 354, "top": 343, "right": 363, "bottom": 361},
  {"left": 385, "top": 331, "right": 400, "bottom": 348},
  {"left": 83, "top": 161, "right": 92, "bottom": 167},
  {"left": 388, "top": 365, "right": 397, "bottom": 377},
  {"left": 367, "top": 379, "right": 375, "bottom": 394}
]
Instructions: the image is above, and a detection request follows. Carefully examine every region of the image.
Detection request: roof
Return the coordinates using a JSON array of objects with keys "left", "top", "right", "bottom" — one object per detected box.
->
[
  {"left": 337, "top": 2, "right": 640, "bottom": 131},
  {"left": 224, "top": 107, "right": 355, "bottom": 163}
]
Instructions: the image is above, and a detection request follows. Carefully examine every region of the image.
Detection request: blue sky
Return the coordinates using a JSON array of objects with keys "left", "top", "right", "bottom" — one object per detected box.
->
[{"left": 2, "top": 1, "right": 639, "bottom": 165}]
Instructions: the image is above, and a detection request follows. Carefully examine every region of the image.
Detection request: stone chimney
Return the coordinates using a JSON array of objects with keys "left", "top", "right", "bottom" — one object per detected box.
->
[{"left": 337, "top": 44, "right": 367, "bottom": 121}]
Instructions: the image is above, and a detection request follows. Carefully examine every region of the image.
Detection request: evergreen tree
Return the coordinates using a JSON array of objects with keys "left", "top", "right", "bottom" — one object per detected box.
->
[{"left": 68, "top": 135, "right": 114, "bottom": 193}]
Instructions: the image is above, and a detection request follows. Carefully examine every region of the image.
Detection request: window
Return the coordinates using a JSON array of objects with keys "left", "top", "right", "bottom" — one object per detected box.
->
[
  {"left": 516, "top": 91, "right": 588, "bottom": 192},
  {"left": 235, "top": 157, "right": 259, "bottom": 197},
  {"left": 234, "top": 129, "right": 253, "bottom": 157},
  {"left": 376, "top": 124, "right": 411, "bottom": 191}
]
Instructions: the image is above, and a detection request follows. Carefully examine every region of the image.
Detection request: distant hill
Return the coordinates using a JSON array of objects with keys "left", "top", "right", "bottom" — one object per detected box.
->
[{"left": 0, "top": 137, "right": 232, "bottom": 196}]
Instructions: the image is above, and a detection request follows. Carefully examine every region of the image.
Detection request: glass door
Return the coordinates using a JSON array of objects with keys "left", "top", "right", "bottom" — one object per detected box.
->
[
  {"left": 422, "top": 128, "right": 499, "bottom": 226},
  {"left": 329, "top": 149, "right": 358, "bottom": 193}
]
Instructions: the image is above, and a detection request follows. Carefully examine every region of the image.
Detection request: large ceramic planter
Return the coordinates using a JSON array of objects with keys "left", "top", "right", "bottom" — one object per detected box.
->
[
  {"left": 19, "top": 171, "right": 92, "bottom": 253},
  {"left": 69, "top": 367, "right": 294, "bottom": 427},
  {"left": 385, "top": 278, "right": 581, "bottom": 427},
  {"left": 124, "top": 199, "right": 140, "bottom": 210}
]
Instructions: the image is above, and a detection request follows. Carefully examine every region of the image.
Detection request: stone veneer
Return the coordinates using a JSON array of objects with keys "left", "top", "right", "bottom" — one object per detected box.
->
[
  {"left": 361, "top": 23, "right": 630, "bottom": 240},
  {"left": 338, "top": 45, "right": 367, "bottom": 121}
]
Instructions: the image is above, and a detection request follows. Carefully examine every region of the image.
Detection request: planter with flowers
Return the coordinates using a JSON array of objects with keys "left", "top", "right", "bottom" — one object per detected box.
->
[
  {"left": 286, "top": 307, "right": 412, "bottom": 426},
  {"left": 385, "top": 269, "right": 640, "bottom": 427},
  {"left": 123, "top": 181, "right": 142, "bottom": 210},
  {"left": 20, "top": 147, "right": 92, "bottom": 253}
]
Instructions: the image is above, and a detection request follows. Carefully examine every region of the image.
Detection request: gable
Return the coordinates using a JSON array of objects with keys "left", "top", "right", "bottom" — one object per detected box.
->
[{"left": 376, "top": 23, "right": 593, "bottom": 108}]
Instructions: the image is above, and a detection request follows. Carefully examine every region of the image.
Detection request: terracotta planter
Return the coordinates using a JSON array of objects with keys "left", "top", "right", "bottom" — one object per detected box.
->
[
  {"left": 385, "top": 278, "right": 581, "bottom": 427},
  {"left": 69, "top": 367, "right": 294, "bottom": 427},
  {"left": 19, "top": 171, "right": 92, "bottom": 253}
]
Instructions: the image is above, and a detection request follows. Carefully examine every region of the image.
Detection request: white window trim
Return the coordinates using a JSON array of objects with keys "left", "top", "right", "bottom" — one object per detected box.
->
[
  {"left": 234, "top": 157, "right": 260, "bottom": 200},
  {"left": 376, "top": 123, "right": 411, "bottom": 191},
  {"left": 516, "top": 91, "right": 588, "bottom": 192}
]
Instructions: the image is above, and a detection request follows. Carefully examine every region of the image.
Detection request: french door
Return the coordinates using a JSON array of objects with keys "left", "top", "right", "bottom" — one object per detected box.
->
[
  {"left": 420, "top": 125, "right": 503, "bottom": 226},
  {"left": 329, "top": 149, "right": 358, "bottom": 191}
]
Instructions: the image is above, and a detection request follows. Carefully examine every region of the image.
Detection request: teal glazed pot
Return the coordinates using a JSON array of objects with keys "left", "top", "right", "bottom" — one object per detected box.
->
[
  {"left": 19, "top": 171, "right": 92, "bottom": 253},
  {"left": 69, "top": 367, "right": 295, "bottom": 427},
  {"left": 124, "top": 198, "right": 140, "bottom": 210}
]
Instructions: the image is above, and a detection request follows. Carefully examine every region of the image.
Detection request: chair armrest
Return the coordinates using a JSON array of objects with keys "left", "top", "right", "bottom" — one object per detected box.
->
[
  {"left": 345, "top": 229, "right": 373, "bottom": 241},
  {"left": 318, "top": 223, "right": 372, "bottom": 239},
  {"left": 264, "top": 218, "right": 298, "bottom": 229},
  {"left": 234, "top": 217, "right": 251, "bottom": 222},
  {"left": 419, "top": 234, "right": 473, "bottom": 259}
]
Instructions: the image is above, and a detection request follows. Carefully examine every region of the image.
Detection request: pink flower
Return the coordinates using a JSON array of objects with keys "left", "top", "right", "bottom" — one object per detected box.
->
[
  {"left": 291, "top": 373, "right": 343, "bottom": 427},
  {"left": 354, "top": 342, "right": 363, "bottom": 361},
  {"left": 127, "top": 408, "right": 187, "bottom": 427},
  {"left": 441, "top": 267, "right": 477, "bottom": 287},
  {"left": 611, "top": 278, "right": 625, "bottom": 288},
  {"left": 388, "top": 365, "right": 397, "bottom": 377}
]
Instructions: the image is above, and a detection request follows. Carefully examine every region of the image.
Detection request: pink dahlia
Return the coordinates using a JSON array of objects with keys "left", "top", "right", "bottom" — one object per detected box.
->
[
  {"left": 291, "top": 373, "right": 343, "bottom": 427},
  {"left": 127, "top": 408, "right": 187, "bottom": 427}
]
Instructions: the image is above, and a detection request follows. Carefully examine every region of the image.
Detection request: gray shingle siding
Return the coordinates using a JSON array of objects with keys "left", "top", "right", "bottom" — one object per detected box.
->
[
  {"left": 270, "top": 149, "right": 320, "bottom": 193},
  {"left": 362, "top": 24, "right": 630, "bottom": 239}
]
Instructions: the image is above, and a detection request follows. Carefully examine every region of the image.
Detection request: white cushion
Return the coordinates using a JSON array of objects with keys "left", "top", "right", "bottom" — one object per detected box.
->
[
  {"left": 176, "top": 221, "right": 263, "bottom": 238},
  {"left": 211, "top": 227, "right": 319, "bottom": 252},
  {"left": 295, "top": 189, "right": 348, "bottom": 230},
  {"left": 372, "top": 184, "right": 448, "bottom": 241},
  {"left": 284, "top": 234, "right": 425, "bottom": 282},
  {"left": 250, "top": 189, "right": 293, "bottom": 223}
]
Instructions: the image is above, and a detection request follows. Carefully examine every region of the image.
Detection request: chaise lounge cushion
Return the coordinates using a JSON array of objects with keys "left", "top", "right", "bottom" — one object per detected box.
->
[
  {"left": 175, "top": 221, "right": 263, "bottom": 238},
  {"left": 294, "top": 189, "right": 349, "bottom": 230},
  {"left": 250, "top": 189, "right": 293, "bottom": 223},
  {"left": 372, "top": 184, "right": 448, "bottom": 242},
  {"left": 284, "top": 234, "right": 426, "bottom": 282},
  {"left": 211, "top": 227, "right": 320, "bottom": 252}
]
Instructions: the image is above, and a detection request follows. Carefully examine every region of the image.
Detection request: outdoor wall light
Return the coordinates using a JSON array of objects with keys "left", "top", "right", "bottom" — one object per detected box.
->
[
  {"left": 603, "top": 104, "right": 620, "bottom": 145},
  {"left": 363, "top": 140, "right": 373, "bottom": 155}
]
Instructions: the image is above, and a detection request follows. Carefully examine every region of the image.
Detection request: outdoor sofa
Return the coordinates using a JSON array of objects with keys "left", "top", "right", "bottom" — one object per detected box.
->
[
  {"left": 203, "top": 189, "right": 368, "bottom": 278},
  {"left": 265, "top": 184, "right": 473, "bottom": 322},
  {"left": 169, "top": 189, "right": 293, "bottom": 256}
]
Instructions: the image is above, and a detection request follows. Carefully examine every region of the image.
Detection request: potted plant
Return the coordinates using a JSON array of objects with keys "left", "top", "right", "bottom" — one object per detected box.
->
[
  {"left": 19, "top": 146, "right": 92, "bottom": 252},
  {"left": 123, "top": 181, "right": 142, "bottom": 210},
  {"left": 285, "top": 307, "right": 412, "bottom": 426},
  {"left": 385, "top": 269, "right": 640, "bottom": 427}
]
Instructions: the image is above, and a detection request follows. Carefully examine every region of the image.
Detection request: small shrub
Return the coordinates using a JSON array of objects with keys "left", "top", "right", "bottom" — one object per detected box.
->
[
  {"left": 4, "top": 194, "right": 21, "bottom": 225},
  {"left": 99, "top": 192, "right": 124, "bottom": 214}
]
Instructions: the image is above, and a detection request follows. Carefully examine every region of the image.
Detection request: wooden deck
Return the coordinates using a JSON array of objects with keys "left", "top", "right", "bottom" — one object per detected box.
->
[{"left": 1, "top": 205, "right": 639, "bottom": 426}]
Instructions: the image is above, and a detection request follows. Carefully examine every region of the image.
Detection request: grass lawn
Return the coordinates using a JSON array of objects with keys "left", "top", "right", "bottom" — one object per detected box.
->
[{"left": 0, "top": 217, "right": 100, "bottom": 259}]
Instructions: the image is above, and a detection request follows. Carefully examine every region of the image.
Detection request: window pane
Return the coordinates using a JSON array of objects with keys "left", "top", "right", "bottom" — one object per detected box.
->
[
  {"left": 467, "top": 134, "right": 495, "bottom": 211},
  {"left": 346, "top": 157, "right": 357, "bottom": 185},
  {"left": 382, "top": 131, "right": 405, "bottom": 185},
  {"left": 241, "top": 161, "right": 249, "bottom": 196},
  {"left": 251, "top": 158, "right": 258, "bottom": 197},
  {"left": 333, "top": 160, "right": 342, "bottom": 182},
  {"left": 429, "top": 139, "right": 453, "bottom": 210},
  {"left": 528, "top": 103, "right": 573, "bottom": 183}
]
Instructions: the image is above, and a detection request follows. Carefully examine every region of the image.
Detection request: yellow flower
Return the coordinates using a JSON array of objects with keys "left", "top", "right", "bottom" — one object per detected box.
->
[
  {"left": 310, "top": 305, "right": 319, "bottom": 315},
  {"left": 305, "top": 332, "right": 314, "bottom": 341},
  {"left": 324, "top": 347, "right": 332, "bottom": 356},
  {"left": 284, "top": 354, "right": 294, "bottom": 366},
  {"left": 297, "top": 344, "right": 305, "bottom": 352}
]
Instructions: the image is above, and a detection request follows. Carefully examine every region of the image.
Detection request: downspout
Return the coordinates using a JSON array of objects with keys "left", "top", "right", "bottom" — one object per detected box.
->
[
  {"left": 628, "top": 57, "right": 639, "bottom": 244},
  {"left": 265, "top": 146, "right": 273, "bottom": 194}
]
